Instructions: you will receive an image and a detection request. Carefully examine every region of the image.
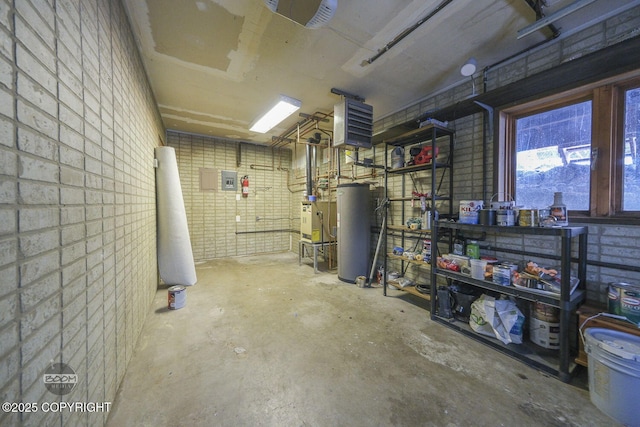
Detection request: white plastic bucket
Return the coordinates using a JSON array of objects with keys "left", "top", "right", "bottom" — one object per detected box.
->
[{"left": 585, "top": 328, "right": 640, "bottom": 426}]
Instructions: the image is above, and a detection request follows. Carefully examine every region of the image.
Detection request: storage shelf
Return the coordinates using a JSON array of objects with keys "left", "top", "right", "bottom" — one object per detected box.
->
[
  {"left": 383, "top": 124, "right": 454, "bottom": 303},
  {"left": 386, "top": 225, "right": 432, "bottom": 234},
  {"left": 435, "top": 269, "right": 585, "bottom": 309},
  {"left": 389, "top": 282, "right": 431, "bottom": 301},
  {"left": 431, "top": 219, "right": 588, "bottom": 383},
  {"left": 388, "top": 195, "right": 451, "bottom": 202},
  {"left": 431, "top": 314, "right": 576, "bottom": 381},
  {"left": 436, "top": 221, "right": 587, "bottom": 238},
  {"left": 385, "top": 123, "right": 453, "bottom": 146},
  {"left": 387, "top": 253, "right": 432, "bottom": 268},
  {"left": 387, "top": 162, "right": 450, "bottom": 174}
]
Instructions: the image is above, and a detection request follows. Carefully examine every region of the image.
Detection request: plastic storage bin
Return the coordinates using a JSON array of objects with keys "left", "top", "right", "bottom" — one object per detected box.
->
[{"left": 584, "top": 328, "right": 640, "bottom": 427}]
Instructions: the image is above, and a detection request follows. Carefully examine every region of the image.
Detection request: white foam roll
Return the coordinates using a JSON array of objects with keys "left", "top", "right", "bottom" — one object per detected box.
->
[{"left": 155, "top": 146, "right": 197, "bottom": 286}]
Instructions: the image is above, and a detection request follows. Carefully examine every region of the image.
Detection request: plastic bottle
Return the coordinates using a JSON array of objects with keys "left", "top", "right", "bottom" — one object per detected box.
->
[
  {"left": 466, "top": 240, "right": 480, "bottom": 259},
  {"left": 550, "top": 192, "right": 568, "bottom": 226}
]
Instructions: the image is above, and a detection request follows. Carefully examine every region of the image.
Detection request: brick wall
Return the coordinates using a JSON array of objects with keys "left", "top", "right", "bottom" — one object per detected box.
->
[
  {"left": 167, "top": 131, "right": 292, "bottom": 260},
  {"left": 368, "top": 6, "right": 640, "bottom": 304},
  {"left": 0, "top": 1, "right": 163, "bottom": 426}
]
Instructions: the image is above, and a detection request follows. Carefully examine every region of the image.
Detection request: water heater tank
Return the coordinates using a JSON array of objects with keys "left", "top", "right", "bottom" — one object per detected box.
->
[
  {"left": 263, "top": 0, "right": 337, "bottom": 29},
  {"left": 337, "top": 183, "right": 370, "bottom": 283}
]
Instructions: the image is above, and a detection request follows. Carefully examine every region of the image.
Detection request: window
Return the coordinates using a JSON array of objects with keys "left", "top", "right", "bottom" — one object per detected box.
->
[
  {"left": 499, "top": 74, "right": 640, "bottom": 218},
  {"left": 623, "top": 87, "right": 640, "bottom": 210},
  {"left": 514, "top": 101, "right": 592, "bottom": 210}
]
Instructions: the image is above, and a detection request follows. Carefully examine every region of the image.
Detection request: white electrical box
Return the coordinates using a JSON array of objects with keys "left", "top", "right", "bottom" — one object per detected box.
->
[{"left": 301, "top": 201, "right": 337, "bottom": 243}]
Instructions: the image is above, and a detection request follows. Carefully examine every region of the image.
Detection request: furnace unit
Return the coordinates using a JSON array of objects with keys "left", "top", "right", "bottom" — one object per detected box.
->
[{"left": 300, "top": 201, "right": 336, "bottom": 243}]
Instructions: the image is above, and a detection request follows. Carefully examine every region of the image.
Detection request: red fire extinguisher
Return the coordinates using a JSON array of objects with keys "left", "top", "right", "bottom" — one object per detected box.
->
[{"left": 241, "top": 175, "right": 249, "bottom": 197}]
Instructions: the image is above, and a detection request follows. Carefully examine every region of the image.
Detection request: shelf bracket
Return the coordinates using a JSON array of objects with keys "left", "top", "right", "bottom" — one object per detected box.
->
[{"left": 473, "top": 101, "right": 494, "bottom": 135}]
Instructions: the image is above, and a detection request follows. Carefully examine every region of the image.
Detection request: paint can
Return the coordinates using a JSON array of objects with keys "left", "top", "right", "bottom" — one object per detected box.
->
[
  {"left": 530, "top": 302, "right": 560, "bottom": 349},
  {"left": 608, "top": 282, "right": 640, "bottom": 325},
  {"left": 608, "top": 282, "right": 624, "bottom": 315},
  {"left": 518, "top": 209, "right": 538, "bottom": 227},
  {"left": 168, "top": 285, "right": 186, "bottom": 310},
  {"left": 478, "top": 209, "right": 496, "bottom": 225},
  {"left": 496, "top": 209, "right": 515, "bottom": 226},
  {"left": 458, "top": 200, "right": 483, "bottom": 224},
  {"left": 490, "top": 193, "right": 516, "bottom": 211}
]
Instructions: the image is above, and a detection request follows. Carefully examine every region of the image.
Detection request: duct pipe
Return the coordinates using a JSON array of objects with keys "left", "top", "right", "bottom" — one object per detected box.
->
[
  {"left": 305, "top": 143, "right": 313, "bottom": 198},
  {"left": 312, "top": 144, "right": 317, "bottom": 190}
]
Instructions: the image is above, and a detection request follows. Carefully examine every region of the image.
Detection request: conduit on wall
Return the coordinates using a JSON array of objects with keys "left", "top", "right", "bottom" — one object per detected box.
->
[{"left": 155, "top": 146, "right": 197, "bottom": 286}]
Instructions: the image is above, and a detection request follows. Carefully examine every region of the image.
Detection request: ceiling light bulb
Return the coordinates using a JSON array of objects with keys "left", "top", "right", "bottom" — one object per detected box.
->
[
  {"left": 250, "top": 95, "right": 302, "bottom": 133},
  {"left": 460, "top": 58, "right": 477, "bottom": 77}
]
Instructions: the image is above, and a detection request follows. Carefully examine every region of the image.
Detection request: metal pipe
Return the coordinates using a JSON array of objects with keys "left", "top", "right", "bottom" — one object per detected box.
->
[
  {"left": 236, "top": 229, "right": 296, "bottom": 235},
  {"left": 520, "top": 0, "right": 560, "bottom": 38},
  {"left": 306, "top": 143, "right": 313, "bottom": 198},
  {"left": 363, "top": 0, "right": 454, "bottom": 65}
]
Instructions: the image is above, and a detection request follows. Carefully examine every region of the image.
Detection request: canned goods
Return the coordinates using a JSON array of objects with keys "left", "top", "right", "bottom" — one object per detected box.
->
[
  {"left": 168, "top": 285, "right": 186, "bottom": 310},
  {"left": 492, "top": 264, "right": 512, "bottom": 286},
  {"left": 422, "top": 239, "right": 432, "bottom": 263}
]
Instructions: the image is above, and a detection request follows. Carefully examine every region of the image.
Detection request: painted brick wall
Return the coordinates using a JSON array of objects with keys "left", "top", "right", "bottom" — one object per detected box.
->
[
  {"left": 371, "top": 6, "right": 640, "bottom": 304},
  {"left": 0, "top": 1, "right": 163, "bottom": 426},
  {"left": 167, "top": 131, "right": 292, "bottom": 261}
]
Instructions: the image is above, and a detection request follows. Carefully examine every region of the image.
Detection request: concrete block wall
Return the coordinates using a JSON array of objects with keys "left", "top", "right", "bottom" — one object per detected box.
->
[
  {"left": 372, "top": 6, "right": 640, "bottom": 304},
  {"left": 167, "top": 131, "right": 292, "bottom": 261},
  {"left": 0, "top": 1, "right": 163, "bottom": 426}
]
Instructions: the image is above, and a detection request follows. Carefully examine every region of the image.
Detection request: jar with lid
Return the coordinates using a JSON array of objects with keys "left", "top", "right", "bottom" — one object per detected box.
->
[{"left": 549, "top": 192, "right": 568, "bottom": 226}]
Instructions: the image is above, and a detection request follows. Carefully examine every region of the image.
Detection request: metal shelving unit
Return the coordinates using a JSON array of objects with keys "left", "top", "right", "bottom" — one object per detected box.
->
[
  {"left": 430, "top": 221, "right": 588, "bottom": 382},
  {"left": 382, "top": 124, "right": 454, "bottom": 300}
]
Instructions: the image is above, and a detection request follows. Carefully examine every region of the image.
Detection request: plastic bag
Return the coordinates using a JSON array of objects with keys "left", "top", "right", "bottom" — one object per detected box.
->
[{"left": 469, "top": 294, "right": 524, "bottom": 344}]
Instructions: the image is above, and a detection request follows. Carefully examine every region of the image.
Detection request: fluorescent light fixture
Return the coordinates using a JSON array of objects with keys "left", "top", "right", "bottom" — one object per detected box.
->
[
  {"left": 460, "top": 57, "right": 477, "bottom": 77},
  {"left": 250, "top": 95, "right": 302, "bottom": 133},
  {"left": 517, "top": 0, "right": 597, "bottom": 39}
]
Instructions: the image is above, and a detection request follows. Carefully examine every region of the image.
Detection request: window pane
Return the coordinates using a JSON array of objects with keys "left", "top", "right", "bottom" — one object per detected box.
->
[
  {"left": 515, "top": 101, "right": 592, "bottom": 210},
  {"left": 623, "top": 87, "right": 640, "bottom": 211}
]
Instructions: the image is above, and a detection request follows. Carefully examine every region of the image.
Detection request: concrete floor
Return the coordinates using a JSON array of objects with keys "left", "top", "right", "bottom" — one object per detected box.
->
[{"left": 107, "top": 252, "right": 618, "bottom": 427}]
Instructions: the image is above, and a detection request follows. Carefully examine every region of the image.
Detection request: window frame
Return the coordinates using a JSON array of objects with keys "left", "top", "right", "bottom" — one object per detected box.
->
[{"left": 497, "top": 71, "right": 640, "bottom": 220}]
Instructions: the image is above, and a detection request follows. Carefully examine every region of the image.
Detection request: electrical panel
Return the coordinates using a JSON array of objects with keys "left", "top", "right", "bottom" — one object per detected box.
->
[
  {"left": 221, "top": 170, "right": 237, "bottom": 191},
  {"left": 333, "top": 98, "right": 373, "bottom": 149}
]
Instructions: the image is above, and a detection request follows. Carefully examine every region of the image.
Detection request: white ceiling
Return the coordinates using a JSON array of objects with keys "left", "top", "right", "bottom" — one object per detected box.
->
[{"left": 122, "top": 0, "right": 639, "bottom": 145}]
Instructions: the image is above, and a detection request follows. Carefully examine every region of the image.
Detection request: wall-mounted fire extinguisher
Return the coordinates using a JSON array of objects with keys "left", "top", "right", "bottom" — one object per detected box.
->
[{"left": 241, "top": 175, "right": 249, "bottom": 197}]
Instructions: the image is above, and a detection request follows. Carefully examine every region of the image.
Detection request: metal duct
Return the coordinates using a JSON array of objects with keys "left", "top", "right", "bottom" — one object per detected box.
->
[{"left": 305, "top": 143, "right": 313, "bottom": 197}]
